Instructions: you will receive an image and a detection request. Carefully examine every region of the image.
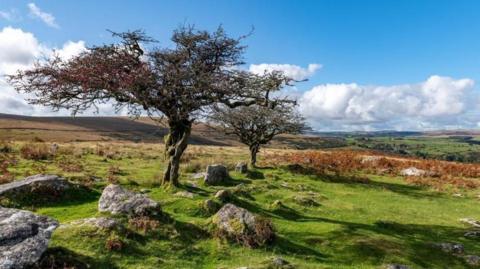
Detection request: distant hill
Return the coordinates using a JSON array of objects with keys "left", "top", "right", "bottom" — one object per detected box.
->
[{"left": 0, "top": 113, "right": 345, "bottom": 149}]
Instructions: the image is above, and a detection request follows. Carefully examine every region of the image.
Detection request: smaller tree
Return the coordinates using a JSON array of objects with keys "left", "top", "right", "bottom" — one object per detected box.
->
[{"left": 211, "top": 102, "right": 308, "bottom": 167}]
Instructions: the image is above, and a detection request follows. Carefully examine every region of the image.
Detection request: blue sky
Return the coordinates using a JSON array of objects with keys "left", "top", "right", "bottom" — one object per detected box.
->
[{"left": 1, "top": 0, "right": 480, "bottom": 131}]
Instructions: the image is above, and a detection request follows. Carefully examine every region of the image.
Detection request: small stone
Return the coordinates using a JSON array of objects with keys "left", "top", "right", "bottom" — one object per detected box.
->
[
  {"left": 453, "top": 193, "right": 463, "bottom": 198},
  {"left": 174, "top": 191, "right": 194, "bottom": 199},
  {"left": 235, "top": 162, "right": 248, "bottom": 173},
  {"left": 433, "top": 242, "right": 464, "bottom": 254},
  {"left": 465, "top": 255, "right": 480, "bottom": 266},
  {"left": 270, "top": 256, "right": 294, "bottom": 268},
  {"left": 460, "top": 218, "right": 480, "bottom": 228},
  {"left": 215, "top": 189, "right": 231, "bottom": 201},
  {"left": 191, "top": 172, "right": 206, "bottom": 179},
  {"left": 385, "top": 264, "right": 411, "bottom": 269},
  {"left": 140, "top": 188, "right": 151, "bottom": 194},
  {"left": 464, "top": 230, "right": 480, "bottom": 238},
  {"left": 400, "top": 167, "right": 427, "bottom": 177},
  {"left": 203, "top": 199, "right": 220, "bottom": 214},
  {"left": 294, "top": 195, "right": 318, "bottom": 207},
  {"left": 204, "top": 165, "right": 229, "bottom": 185}
]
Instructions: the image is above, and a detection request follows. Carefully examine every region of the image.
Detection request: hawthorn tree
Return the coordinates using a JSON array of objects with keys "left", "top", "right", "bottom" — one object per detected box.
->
[
  {"left": 211, "top": 101, "right": 308, "bottom": 167},
  {"left": 8, "top": 26, "right": 291, "bottom": 186}
]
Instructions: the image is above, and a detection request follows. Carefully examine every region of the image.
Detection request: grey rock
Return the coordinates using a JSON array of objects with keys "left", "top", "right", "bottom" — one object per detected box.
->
[
  {"left": 62, "top": 217, "right": 121, "bottom": 230},
  {"left": 400, "top": 167, "right": 427, "bottom": 177},
  {"left": 465, "top": 255, "right": 480, "bottom": 266},
  {"left": 174, "top": 191, "right": 194, "bottom": 199},
  {"left": 269, "top": 256, "right": 294, "bottom": 268},
  {"left": 460, "top": 218, "right": 480, "bottom": 228},
  {"left": 214, "top": 189, "right": 231, "bottom": 202},
  {"left": 235, "top": 162, "right": 248, "bottom": 174},
  {"left": 433, "top": 242, "right": 464, "bottom": 254},
  {"left": 213, "top": 203, "right": 275, "bottom": 247},
  {"left": 98, "top": 184, "right": 161, "bottom": 217},
  {"left": 464, "top": 230, "right": 480, "bottom": 238},
  {"left": 191, "top": 172, "right": 206, "bottom": 180},
  {"left": 203, "top": 199, "right": 220, "bottom": 214},
  {"left": 0, "top": 207, "right": 58, "bottom": 269},
  {"left": 204, "top": 165, "right": 229, "bottom": 185},
  {"left": 0, "top": 174, "right": 71, "bottom": 197},
  {"left": 385, "top": 264, "right": 411, "bottom": 269}
]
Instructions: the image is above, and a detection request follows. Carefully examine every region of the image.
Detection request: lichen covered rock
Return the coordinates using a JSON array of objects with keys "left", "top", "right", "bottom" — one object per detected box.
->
[
  {"left": 204, "top": 165, "right": 229, "bottom": 185},
  {"left": 213, "top": 203, "right": 275, "bottom": 248},
  {"left": 98, "top": 184, "right": 161, "bottom": 217},
  {"left": 0, "top": 207, "right": 58, "bottom": 269}
]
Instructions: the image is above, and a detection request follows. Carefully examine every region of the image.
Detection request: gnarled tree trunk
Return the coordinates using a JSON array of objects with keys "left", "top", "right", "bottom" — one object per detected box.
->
[
  {"left": 249, "top": 144, "right": 260, "bottom": 167},
  {"left": 163, "top": 119, "right": 192, "bottom": 186}
]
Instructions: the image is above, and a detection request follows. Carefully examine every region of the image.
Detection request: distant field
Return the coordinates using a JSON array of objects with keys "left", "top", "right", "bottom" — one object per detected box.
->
[{"left": 347, "top": 135, "right": 480, "bottom": 163}]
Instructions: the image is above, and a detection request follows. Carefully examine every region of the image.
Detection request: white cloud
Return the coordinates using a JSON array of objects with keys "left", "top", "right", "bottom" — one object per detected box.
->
[
  {"left": 0, "top": 9, "right": 19, "bottom": 21},
  {"left": 0, "top": 27, "right": 91, "bottom": 116},
  {"left": 249, "top": 63, "right": 321, "bottom": 80},
  {"left": 27, "top": 3, "right": 59, "bottom": 29},
  {"left": 299, "top": 76, "right": 478, "bottom": 131}
]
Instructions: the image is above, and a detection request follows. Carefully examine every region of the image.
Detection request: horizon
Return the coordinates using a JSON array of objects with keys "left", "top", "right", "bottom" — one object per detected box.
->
[{"left": 1, "top": 0, "right": 480, "bottom": 131}]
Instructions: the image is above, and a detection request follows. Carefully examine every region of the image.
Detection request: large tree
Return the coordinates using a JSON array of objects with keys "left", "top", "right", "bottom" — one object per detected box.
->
[
  {"left": 8, "top": 27, "right": 288, "bottom": 186},
  {"left": 211, "top": 101, "right": 308, "bottom": 166}
]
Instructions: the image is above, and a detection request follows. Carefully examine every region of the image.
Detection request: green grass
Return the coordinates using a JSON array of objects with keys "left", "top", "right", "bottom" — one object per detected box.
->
[{"left": 3, "top": 142, "right": 480, "bottom": 268}]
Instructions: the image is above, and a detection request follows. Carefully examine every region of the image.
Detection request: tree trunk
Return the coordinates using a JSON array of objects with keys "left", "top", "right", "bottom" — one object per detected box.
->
[
  {"left": 249, "top": 144, "right": 260, "bottom": 167},
  {"left": 162, "top": 119, "right": 192, "bottom": 187}
]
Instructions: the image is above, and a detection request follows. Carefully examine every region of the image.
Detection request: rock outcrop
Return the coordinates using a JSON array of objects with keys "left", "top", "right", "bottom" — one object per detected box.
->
[
  {"left": 0, "top": 174, "right": 70, "bottom": 198},
  {"left": 0, "top": 207, "right": 58, "bottom": 269},
  {"left": 204, "top": 165, "right": 229, "bottom": 185},
  {"left": 98, "top": 184, "right": 161, "bottom": 217},
  {"left": 213, "top": 203, "right": 275, "bottom": 248}
]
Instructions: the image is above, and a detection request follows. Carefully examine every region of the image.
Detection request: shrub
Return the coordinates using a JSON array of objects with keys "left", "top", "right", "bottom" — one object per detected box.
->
[
  {"left": 20, "top": 143, "right": 52, "bottom": 160},
  {"left": 105, "top": 233, "right": 124, "bottom": 251},
  {"left": 128, "top": 216, "right": 160, "bottom": 233}
]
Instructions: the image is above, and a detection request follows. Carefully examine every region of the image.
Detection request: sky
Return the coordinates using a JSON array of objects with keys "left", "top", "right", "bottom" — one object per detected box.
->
[{"left": 1, "top": 0, "right": 480, "bottom": 131}]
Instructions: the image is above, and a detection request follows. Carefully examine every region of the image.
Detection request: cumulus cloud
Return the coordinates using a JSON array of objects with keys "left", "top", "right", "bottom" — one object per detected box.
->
[
  {"left": 28, "top": 3, "right": 59, "bottom": 28},
  {"left": 249, "top": 63, "right": 321, "bottom": 80},
  {"left": 0, "top": 27, "right": 95, "bottom": 116},
  {"left": 299, "top": 76, "right": 478, "bottom": 131}
]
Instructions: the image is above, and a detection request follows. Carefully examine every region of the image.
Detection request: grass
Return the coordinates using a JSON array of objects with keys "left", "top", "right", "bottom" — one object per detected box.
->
[{"left": 2, "top": 141, "right": 480, "bottom": 268}]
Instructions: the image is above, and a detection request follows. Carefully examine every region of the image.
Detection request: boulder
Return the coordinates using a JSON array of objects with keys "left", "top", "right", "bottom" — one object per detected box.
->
[
  {"left": 235, "top": 162, "right": 248, "bottom": 174},
  {"left": 204, "top": 165, "right": 229, "bottom": 185},
  {"left": 400, "top": 167, "right": 427, "bottom": 177},
  {"left": 0, "top": 207, "right": 58, "bottom": 269},
  {"left": 432, "top": 242, "right": 464, "bottom": 254},
  {"left": 98, "top": 184, "right": 161, "bottom": 217},
  {"left": 0, "top": 174, "right": 70, "bottom": 198},
  {"left": 213, "top": 203, "right": 275, "bottom": 248},
  {"left": 214, "top": 189, "right": 231, "bottom": 202}
]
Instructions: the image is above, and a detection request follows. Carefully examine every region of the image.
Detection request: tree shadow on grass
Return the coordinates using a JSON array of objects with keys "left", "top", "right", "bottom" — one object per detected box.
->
[
  {"left": 31, "top": 247, "right": 118, "bottom": 269},
  {"left": 310, "top": 219, "right": 476, "bottom": 269},
  {"left": 268, "top": 236, "right": 327, "bottom": 262},
  {"left": 0, "top": 185, "right": 101, "bottom": 209},
  {"left": 283, "top": 166, "right": 445, "bottom": 200}
]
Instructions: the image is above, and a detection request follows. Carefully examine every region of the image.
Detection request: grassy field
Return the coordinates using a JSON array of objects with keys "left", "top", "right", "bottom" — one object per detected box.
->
[
  {"left": 349, "top": 135, "right": 480, "bottom": 162},
  {"left": 1, "top": 141, "right": 480, "bottom": 268}
]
